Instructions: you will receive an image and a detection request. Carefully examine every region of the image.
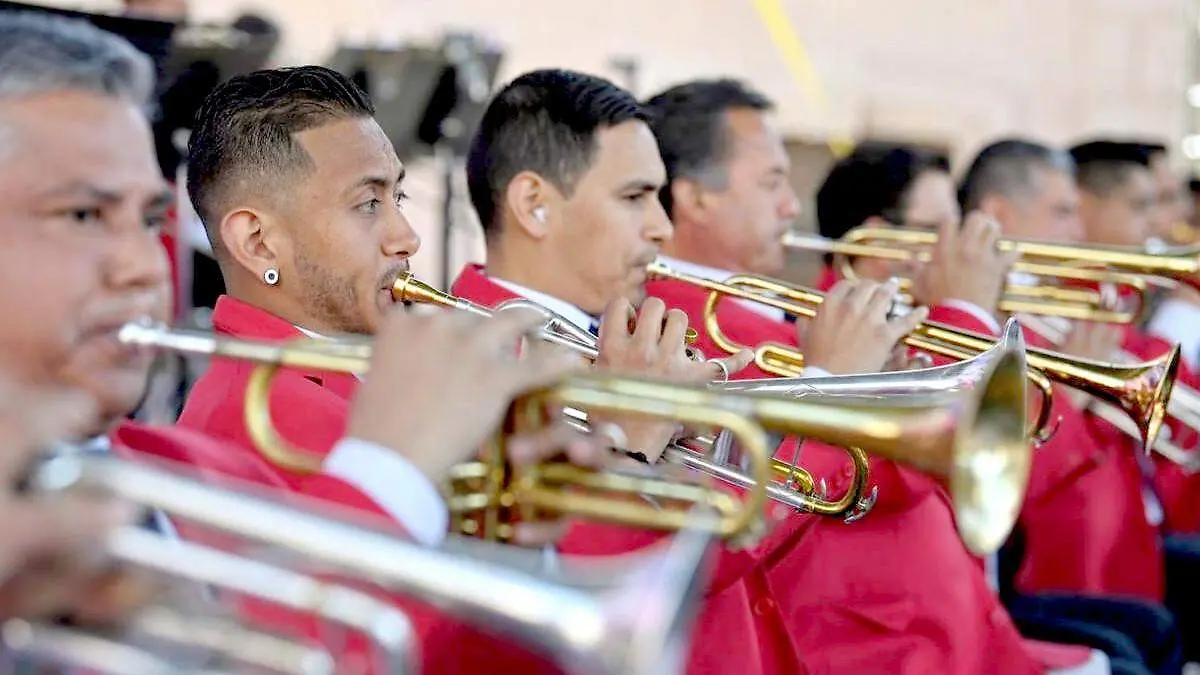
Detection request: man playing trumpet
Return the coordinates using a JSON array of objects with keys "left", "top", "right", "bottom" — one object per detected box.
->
[
  {"left": 638, "top": 80, "right": 1109, "bottom": 674},
  {"left": 0, "top": 11, "right": 621, "bottom": 672}
]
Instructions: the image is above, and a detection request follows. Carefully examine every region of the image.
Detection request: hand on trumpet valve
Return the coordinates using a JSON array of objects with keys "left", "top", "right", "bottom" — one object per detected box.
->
[
  {"left": 594, "top": 298, "right": 751, "bottom": 462},
  {"left": 799, "top": 278, "right": 928, "bottom": 375},
  {"left": 348, "top": 308, "right": 605, "bottom": 487},
  {"left": 910, "top": 211, "right": 1019, "bottom": 315},
  {"left": 0, "top": 382, "right": 157, "bottom": 625}
]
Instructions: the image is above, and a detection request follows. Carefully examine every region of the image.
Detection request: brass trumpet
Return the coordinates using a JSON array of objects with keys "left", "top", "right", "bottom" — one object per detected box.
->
[
  {"left": 782, "top": 231, "right": 1150, "bottom": 323},
  {"left": 24, "top": 452, "right": 719, "bottom": 675},
  {"left": 647, "top": 261, "right": 1178, "bottom": 450},
  {"left": 1017, "top": 313, "right": 1199, "bottom": 468},
  {"left": 790, "top": 227, "right": 1200, "bottom": 294},
  {"left": 118, "top": 320, "right": 772, "bottom": 548},
  {"left": 394, "top": 272, "right": 702, "bottom": 360}
]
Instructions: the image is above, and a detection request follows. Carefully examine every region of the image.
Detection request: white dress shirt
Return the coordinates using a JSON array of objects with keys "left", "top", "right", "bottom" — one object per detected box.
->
[{"left": 490, "top": 278, "right": 596, "bottom": 334}]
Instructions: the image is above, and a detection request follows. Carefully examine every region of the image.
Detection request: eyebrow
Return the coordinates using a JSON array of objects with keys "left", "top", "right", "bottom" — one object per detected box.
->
[
  {"left": 617, "top": 178, "right": 662, "bottom": 193},
  {"left": 344, "top": 166, "right": 407, "bottom": 198},
  {"left": 42, "top": 182, "right": 174, "bottom": 208}
]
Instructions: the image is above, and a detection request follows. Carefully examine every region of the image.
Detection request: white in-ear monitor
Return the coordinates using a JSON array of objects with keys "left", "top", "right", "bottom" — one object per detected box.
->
[{"left": 533, "top": 207, "right": 547, "bottom": 223}]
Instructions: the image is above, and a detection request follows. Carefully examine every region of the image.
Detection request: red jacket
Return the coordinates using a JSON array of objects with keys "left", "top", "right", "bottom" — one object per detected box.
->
[
  {"left": 452, "top": 264, "right": 810, "bottom": 675},
  {"left": 657, "top": 265, "right": 1061, "bottom": 673},
  {"left": 495, "top": 264, "right": 1048, "bottom": 674},
  {"left": 173, "top": 296, "right": 568, "bottom": 674},
  {"left": 818, "top": 264, "right": 1164, "bottom": 599},
  {"left": 1121, "top": 325, "right": 1200, "bottom": 533},
  {"left": 1014, "top": 324, "right": 1164, "bottom": 600}
]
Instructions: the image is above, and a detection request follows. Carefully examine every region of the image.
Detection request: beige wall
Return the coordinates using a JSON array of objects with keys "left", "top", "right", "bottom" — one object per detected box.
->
[{"left": 50, "top": 0, "right": 1195, "bottom": 284}]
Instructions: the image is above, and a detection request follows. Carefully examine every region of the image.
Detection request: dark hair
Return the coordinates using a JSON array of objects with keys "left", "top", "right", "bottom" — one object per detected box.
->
[
  {"left": 816, "top": 142, "right": 950, "bottom": 244},
  {"left": 466, "top": 68, "right": 649, "bottom": 235},
  {"left": 641, "top": 79, "right": 773, "bottom": 217},
  {"left": 186, "top": 65, "right": 375, "bottom": 254},
  {"left": 1069, "top": 140, "right": 1153, "bottom": 196},
  {"left": 959, "top": 138, "right": 1075, "bottom": 211}
]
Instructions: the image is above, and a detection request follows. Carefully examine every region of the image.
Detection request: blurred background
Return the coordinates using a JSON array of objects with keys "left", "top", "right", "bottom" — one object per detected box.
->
[{"left": 18, "top": 0, "right": 1200, "bottom": 292}]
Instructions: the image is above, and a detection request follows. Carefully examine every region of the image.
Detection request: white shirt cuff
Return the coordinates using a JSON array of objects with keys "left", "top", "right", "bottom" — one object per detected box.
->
[
  {"left": 323, "top": 438, "right": 449, "bottom": 547},
  {"left": 940, "top": 299, "right": 1001, "bottom": 334}
]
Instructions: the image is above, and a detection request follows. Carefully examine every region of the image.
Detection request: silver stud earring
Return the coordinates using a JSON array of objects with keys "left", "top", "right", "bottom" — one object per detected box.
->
[{"left": 263, "top": 268, "right": 280, "bottom": 286}]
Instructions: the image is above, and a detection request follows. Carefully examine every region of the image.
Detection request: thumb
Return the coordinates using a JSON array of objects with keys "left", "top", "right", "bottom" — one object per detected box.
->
[{"left": 891, "top": 305, "right": 929, "bottom": 342}]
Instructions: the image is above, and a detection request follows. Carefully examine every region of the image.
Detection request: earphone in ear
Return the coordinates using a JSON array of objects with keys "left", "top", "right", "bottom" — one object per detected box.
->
[{"left": 533, "top": 206, "right": 547, "bottom": 223}]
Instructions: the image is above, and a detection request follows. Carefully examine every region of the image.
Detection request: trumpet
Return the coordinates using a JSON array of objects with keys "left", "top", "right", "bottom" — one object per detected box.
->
[
  {"left": 789, "top": 227, "right": 1200, "bottom": 294},
  {"left": 647, "top": 261, "right": 1178, "bottom": 451},
  {"left": 1017, "top": 313, "right": 1200, "bottom": 469},
  {"left": 21, "top": 452, "right": 719, "bottom": 675},
  {"left": 394, "top": 273, "right": 600, "bottom": 358},
  {"left": 118, "top": 320, "right": 772, "bottom": 548},
  {"left": 553, "top": 320, "right": 1030, "bottom": 554},
  {"left": 782, "top": 231, "right": 1150, "bottom": 324},
  {"left": 699, "top": 318, "right": 1032, "bottom": 555},
  {"left": 393, "top": 273, "right": 702, "bottom": 361}
]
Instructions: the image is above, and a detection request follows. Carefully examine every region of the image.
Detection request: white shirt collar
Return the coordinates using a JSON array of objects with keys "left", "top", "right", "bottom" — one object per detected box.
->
[
  {"left": 658, "top": 255, "right": 785, "bottom": 322},
  {"left": 489, "top": 277, "right": 595, "bottom": 333}
]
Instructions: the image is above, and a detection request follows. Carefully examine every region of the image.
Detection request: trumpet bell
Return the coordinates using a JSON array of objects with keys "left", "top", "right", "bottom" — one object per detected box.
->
[{"left": 711, "top": 318, "right": 1032, "bottom": 555}]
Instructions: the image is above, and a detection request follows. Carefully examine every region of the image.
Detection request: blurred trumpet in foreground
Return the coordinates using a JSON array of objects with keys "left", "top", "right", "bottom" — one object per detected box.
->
[
  {"left": 782, "top": 231, "right": 1150, "bottom": 324},
  {"left": 118, "top": 319, "right": 773, "bottom": 548},
  {"left": 647, "top": 261, "right": 1178, "bottom": 451},
  {"left": 21, "top": 453, "right": 719, "bottom": 675}
]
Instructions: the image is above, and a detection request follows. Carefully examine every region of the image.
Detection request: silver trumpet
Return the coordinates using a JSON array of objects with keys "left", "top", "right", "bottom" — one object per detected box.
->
[
  {"left": 21, "top": 453, "right": 718, "bottom": 675},
  {"left": 690, "top": 317, "right": 1033, "bottom": 555},
  {"left": 571, "top": 319, "right": 1031, "bottom": 555},
  {"left": 5, "top": 607, "right": 335, "bottom": 675}
]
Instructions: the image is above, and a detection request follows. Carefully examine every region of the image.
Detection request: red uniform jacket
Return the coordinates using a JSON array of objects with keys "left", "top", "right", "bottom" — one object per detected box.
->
[
  {"left": 618, "top": 265, "right": 1048, "bottom": 673},
  {"left": 451, "top": 264, "right": 809, "bottom": 675},
  {"left": 820, "top": 263, "right": 1163, "bottom": 599},
  {"left": 1122, "top": 324, "right": 1200, "bottom": 533},
  {"left": 173, "top": 296, "right": 569, "bottom": 674}
]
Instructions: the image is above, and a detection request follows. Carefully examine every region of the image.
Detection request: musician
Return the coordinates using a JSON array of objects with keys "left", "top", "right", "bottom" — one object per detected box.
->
[
  {"left": 639, "top": 79, "right": 1105, "bottom": 675},
  {"left": 1067, "top": 139, "right": 1200, "bottom": 664},
  {"left": 817, "top": 141, "right": 1182, "bottom": 675},
  {"left": 1142, "top": 144, "right": 1200, "bottom": 365},
  {"left": 0, "top": 13, "right": 615, "bottom": 672},
  {"left": 449, "top": 67, "right": 824, "bottom": 675}
]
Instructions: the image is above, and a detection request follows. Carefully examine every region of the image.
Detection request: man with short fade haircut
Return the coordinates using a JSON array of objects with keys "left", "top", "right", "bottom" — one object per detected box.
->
[
  {"left": 1069, "top": 140, "right": 1157, "bottom": 248},
  {"left": 639, "top": 80, "right": 1104, "bottom": 675},
  {"left": 454, "top": 67, "right": 820, "bottom": 675},
  {"left": 639, "top": 79, "right": 928, "bottom": 380},
  {"left": 960, "top": 138, "right": 1085, "bottom": 243}
]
